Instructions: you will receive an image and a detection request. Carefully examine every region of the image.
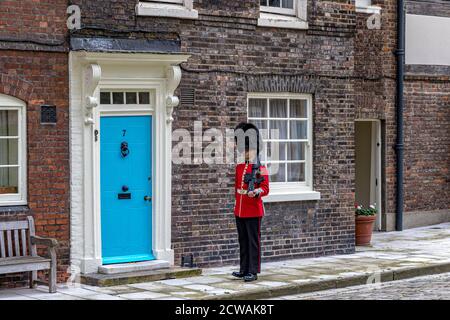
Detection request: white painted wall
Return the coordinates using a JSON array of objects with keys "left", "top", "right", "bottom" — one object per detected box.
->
[{"left": 406, "top": 14, "right": 450, "bottom": 66}]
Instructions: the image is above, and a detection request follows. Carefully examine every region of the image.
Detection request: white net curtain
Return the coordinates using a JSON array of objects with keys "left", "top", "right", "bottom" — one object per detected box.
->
[
  {"left": 0, "top": 110, "right": 19, "bottom": 194},
  {"left": 248, "top": 97, "right": 308, "bottom": 184}
]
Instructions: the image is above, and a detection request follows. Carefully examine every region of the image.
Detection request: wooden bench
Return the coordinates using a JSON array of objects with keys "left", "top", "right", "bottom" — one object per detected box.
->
[{"left": 0, "top": 216, "right": 58, "bottom": 293}]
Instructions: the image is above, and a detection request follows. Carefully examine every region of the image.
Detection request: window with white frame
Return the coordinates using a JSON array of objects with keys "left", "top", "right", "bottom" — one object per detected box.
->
[
  {"left": 136, "top": 0, "right": 198, "bottom": 19},
  {"left": 99, "top": 91, "right": 151, "bottom": 105},
  {"left": 260, "top": 0, "right": 296, "bottom": 16},
  {"left": 142, "top": 0, "right": 183, "bottom": 4},
  {"left": 0, "top": 94, "right": 26, "bottom": 206},
  {"left": 258, "top": 0, "right": 308, "bottom": 29},
  {"left": 248, "top": 94, "right": 314, "bottom": 196},
  {"left": 355, "top": 0, "right": 381, "bottom": 14},
  {"left": 356, "top": 0, "right": 372, "bottom": 8}
]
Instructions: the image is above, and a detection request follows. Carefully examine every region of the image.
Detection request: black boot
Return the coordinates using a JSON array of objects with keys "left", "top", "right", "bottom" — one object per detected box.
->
[
  {"left": 243, "top": 273, "right": 258, "bottom": 282},
  {"left": 232, "top": 271, "right": 245, "bottom": 278}
]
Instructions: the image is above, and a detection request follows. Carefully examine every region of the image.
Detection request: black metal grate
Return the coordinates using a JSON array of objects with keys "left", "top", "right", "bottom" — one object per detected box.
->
[
  {"left": 181, "top": 254, "right": 196, "bottom": 268},
  {"left": 180, "top": 88, "right": 195, "bottom": 107},
  {"left": 40, "top": 105, "right": 57, "bottom": 124}
]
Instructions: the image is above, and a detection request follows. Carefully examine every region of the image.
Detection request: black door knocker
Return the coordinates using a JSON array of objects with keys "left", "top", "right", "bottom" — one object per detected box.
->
[{"left": 120, "top": 141, "right": 130, "bottom": 158}]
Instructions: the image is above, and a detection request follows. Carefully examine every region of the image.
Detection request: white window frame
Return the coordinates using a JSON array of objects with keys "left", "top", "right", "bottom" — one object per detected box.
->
[
  {"left": 357, "top": 0, "right": 372, "bottom": 7},
  {"left": 355, "top": 0, "right": 381, "bottom": 14},
  {"left": 152, "top": 0, "right": 183, "bottom": 4},
  {"left": 258, "top": 0, "right": 308, "bottom": 30},
  {"left": 247, "top": 93, "right": 320, "bottom": 202},
  {"left": 260, "top": 0, "right": 297, "bottom": 16},
  {"left": 136, "top": 0, "right": 198, "bottom": 20},
  {"left": 0, "top": 94, "right": 27, "bottom": 206}
]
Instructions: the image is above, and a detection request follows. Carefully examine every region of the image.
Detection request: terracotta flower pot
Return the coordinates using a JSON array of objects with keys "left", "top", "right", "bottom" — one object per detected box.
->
[{"left": 355, "top": 215, "right": 376, "bottom": 246}]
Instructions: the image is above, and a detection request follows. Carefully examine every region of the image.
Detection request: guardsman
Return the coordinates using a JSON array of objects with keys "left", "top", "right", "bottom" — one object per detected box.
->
[{"left": 232, "top": 122, "right": 269, "bottom": 282}]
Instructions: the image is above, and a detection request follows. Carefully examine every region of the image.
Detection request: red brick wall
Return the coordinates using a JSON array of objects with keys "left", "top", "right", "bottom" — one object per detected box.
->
[
  {"left": 0, "top": 0, "right": 67, "bottom": 43},
  {"left": 401, "top": 1, "right": 450, "bottom": 215},
  {"left": 0, "top": 51, "right": 70, "bottom": 287},
  {"left": 0, "top": 0, "right": 69, "bottom": 288},
  {"left": 403, "top": 77, "right": 450, "bottom": 212}
]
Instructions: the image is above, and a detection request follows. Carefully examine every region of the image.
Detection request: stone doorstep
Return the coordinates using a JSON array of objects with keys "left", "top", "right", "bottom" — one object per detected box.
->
[
  {"left": 202, "top": 261, "right": 450, "bottom": 300},
  {"left": 81, "top": 267, "right": 202, "bottom": 287},
  {"left": 98, "top": 260, "right": 170, "bottom": 275}
]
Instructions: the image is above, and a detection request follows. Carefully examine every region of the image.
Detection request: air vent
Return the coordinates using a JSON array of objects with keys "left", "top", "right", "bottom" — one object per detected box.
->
[
  {"left": 181, "top": 254, "right": 196, "bottom": 268},
  {"left": 180, "top": 88, "right": 195, "bottom": 107},
  {"left": 40, "top": 105, "right": 57, "bottom": 124}
]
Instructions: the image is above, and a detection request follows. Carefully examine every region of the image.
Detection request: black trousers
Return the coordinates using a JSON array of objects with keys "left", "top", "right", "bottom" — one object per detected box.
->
[{"left": 235, "top": 216, "right": 261, "bottom": 275}]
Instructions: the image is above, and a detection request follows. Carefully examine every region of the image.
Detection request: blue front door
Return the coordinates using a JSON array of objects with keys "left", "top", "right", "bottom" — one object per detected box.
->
[{"left": 100, "top": 115, "right": 154, "bottom": 264}]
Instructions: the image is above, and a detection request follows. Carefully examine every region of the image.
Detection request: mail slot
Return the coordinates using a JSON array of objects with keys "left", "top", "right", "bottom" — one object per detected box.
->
[{"left": 118, "top": 193, "right": 131, "bottom": 200}]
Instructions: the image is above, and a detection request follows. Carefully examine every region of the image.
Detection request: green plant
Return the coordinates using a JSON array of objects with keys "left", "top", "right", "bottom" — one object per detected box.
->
[{"left": 355, "top": 203, "right": 377, "bottom": 216}]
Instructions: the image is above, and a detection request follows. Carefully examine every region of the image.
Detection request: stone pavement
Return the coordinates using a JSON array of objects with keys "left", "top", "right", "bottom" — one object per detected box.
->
[
  {"left": 1, "top": 223, "right": 450, "bottom": 300},
  {"left": 272, "top": 272, "right": 450, "bottom": 300}
]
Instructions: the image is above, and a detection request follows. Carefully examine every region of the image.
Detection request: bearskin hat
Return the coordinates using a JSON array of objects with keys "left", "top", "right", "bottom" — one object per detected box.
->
[{"left": 234, "top": 122, "right": 263, "bottom": 155}]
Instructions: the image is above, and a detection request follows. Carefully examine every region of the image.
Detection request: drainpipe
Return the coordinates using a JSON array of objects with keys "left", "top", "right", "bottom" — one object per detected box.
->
[{"left": 395, "top": 0, "right": 405, "bottom": 231}]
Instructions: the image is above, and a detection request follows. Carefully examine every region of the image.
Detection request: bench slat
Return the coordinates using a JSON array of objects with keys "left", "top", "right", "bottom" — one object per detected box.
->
[
  {"left": 27, "top": 217, "right": 37, "bottom": 257},
  {"left": 0, "top": 256, "right": 51, "bottom": 274},
  {"left": 0, "top": 263, "right": 51, "bottom": 274},
  {"left": 14, "top": 229, "right": 20, "bottom": 256},
  {"left": 0, "top": 256, "right": 51, "bottom": 266},
  {"left": 21, "top": 229, "right": 27, "bottom": 256},
  {"left": 6, "top": 230, "right": 12, "bottom": 257},
  {"left": 0, "top": 232, "right": 5, "bottom": 258},
  {"left": 0, "top": 220, "right": 29, "bottom": 231}
]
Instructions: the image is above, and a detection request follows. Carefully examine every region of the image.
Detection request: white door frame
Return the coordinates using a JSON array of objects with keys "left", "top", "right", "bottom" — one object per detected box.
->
[
  {"left": 371, "top": 120, "right": 382, "bottom": 230},
  {"left": 355, "top": 119, "right": 382, "bottom": 230},
  {"left": 69, "top": 52, "right": 189, "bottom": 274}
]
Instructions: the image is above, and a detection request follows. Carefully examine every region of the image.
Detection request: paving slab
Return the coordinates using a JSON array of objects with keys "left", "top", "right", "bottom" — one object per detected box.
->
[{"left": 117, "top": 291, "right": 169, "bottom": 300}]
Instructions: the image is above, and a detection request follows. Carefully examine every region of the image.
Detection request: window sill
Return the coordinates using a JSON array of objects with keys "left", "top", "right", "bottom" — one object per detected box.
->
[
  {"left": 0, "top": 200, "right": 27, "bottom": 208},
  {"left": 264, "top": 190, "right": 320, "bottom": 203},
  {"left": 257, "top": 12, "right": 308, "bottom": 30},
  {"left": 355, "top": 5, "right": 381, "bottom": 14},
  {"left": 136, "top": 2, "right": 198, "bottom": 20}
]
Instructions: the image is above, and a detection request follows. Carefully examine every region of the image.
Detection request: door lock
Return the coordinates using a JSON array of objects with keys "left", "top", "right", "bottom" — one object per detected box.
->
[{"left": 144, "top": 196, "right": 152, "bottom": 202}]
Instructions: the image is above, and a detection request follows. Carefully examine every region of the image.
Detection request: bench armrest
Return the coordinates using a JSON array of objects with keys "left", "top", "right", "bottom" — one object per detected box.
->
[
  {"left": 30, "top": 235, "right": 58, "bottom": 293},
  {"left": 30, "top": 235, "right": 58, "bottom": 248}
]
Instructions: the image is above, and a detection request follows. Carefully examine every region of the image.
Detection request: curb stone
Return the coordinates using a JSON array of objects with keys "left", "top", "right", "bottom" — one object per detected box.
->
[{"left": 393, "top": 262, "right": 450, "bottom": 280}]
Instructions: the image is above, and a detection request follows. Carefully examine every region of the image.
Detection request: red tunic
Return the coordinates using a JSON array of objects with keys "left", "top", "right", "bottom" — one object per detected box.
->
[{"left": 234, "top": 162, "right": 270, "bottom": 218}]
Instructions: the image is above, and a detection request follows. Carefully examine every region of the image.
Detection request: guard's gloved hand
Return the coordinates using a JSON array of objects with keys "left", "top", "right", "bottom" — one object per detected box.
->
[
  {"left": 247, "top": 191, "right": 256, "bottom": 198},
  {"left": 247, "top": 188, "right": 263, "bottom": 198}
]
